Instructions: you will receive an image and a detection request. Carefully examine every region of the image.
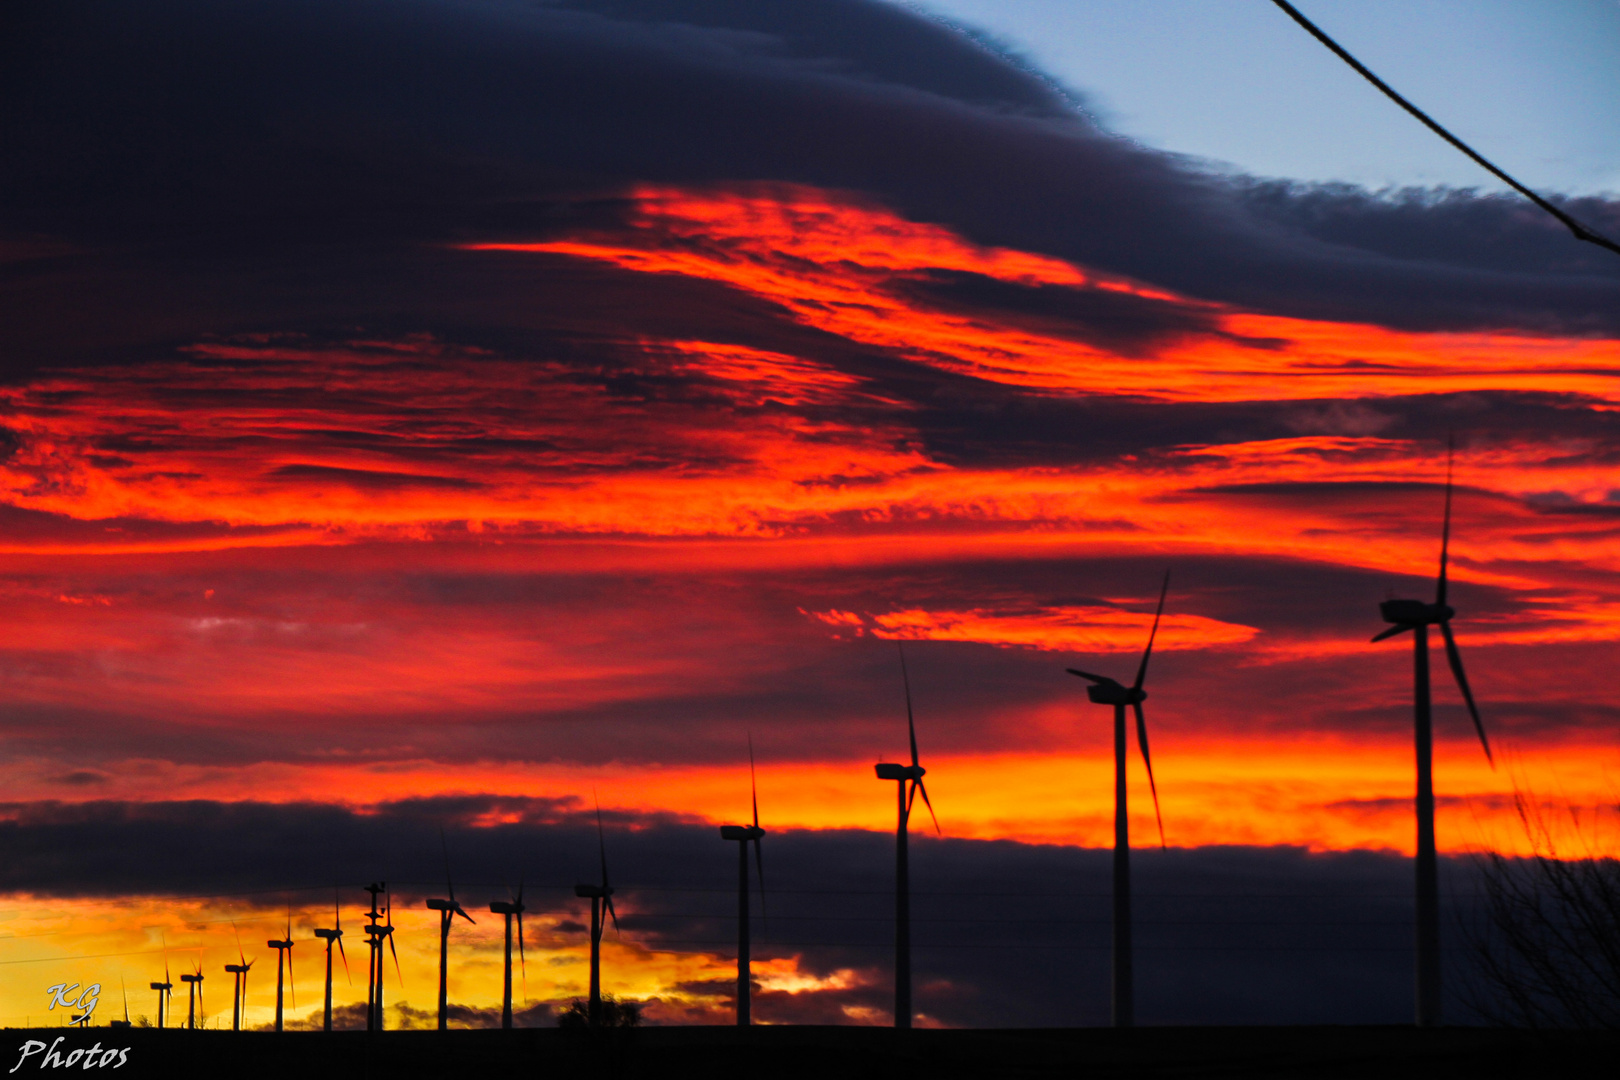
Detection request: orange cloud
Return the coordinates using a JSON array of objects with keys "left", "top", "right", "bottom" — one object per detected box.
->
[
  {"left": 805, "top": 605, "right": 1258, "bottom": 652},
  {"left": 471, "top": 185, "right": 1620, "bottom": 402}
]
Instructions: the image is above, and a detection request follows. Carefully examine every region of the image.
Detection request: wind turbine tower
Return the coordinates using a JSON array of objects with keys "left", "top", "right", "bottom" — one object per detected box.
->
[
  {"left": 1066, "top": 571, "right": 1171, "bottom": 1029},
  {"left": 719, "top": 737, "right": 766, "bottom": 1026},
  {"left": 180, "top": 966, "right": 203, "bottom": 1030},
  {"left": 313, "top": 893, "right": 349, "bottom": 1032},
  {"left": 149, "top": 967, "right": 171, "bottom": 1030},
  {"left": 224, "top": 960, "right": 249, "bottom": 1032},
  {"left": 873, "top": 648, "right": 940, "bottom": 1030},
  {"left": 573, "top": 803, "right": 619, "bottom": 1026},
  {"left": 267, "top": 916, "right": 295, "bottom": 1032},
  {"left": 425, "top": 847, "right": 476, "bottom": 1032},
  {"left": 1371, "top": 444, "right": 1494, "bottom": 1027},
  {"left": 362, "top": 882, "right": 401, "bottom": 1032},
  {"left": 488, "top": 885, "right": 527, "bottom": 1030}
]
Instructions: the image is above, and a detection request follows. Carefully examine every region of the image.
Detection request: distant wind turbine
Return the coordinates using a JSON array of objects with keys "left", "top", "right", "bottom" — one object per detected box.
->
[
  {"left": 180, "top": 962, "right": 204, "bottom": 1030},
  {"left": 149, "top": 952, "right": 172, "bottom": 1030},
  {"left": 1371, "top": 443, "right": 1493, "bottom": 1027},
  {"left": 873, "top": 646, "right": 940, "bottom": 1030},
  {"left": 719, "top": 735, "right": 767, "bottom": 1026},
  {"left": 1067, "top": 571, "right": 1171, "bottom": 1029},
  {"left": 573, "top": 799, "right": 619, "bottom": 1026},
  {"left": 267, "top": 908, "right": 296, "bottom": 1032},
  {"left": 313, "top": 891, "right": 350, "bottom": 1032},
  {"left": 112, "top": 977, "right": 130, "bottom": 1029},
  {"left": 224, "top": 928, "right": 253, "bottom": 1033},
  {"left": 489, "top": 882, "right": 528, "bottom": 1030},
  {"left": 426, "top": 832, "right": 477, "bottom": 1031}
]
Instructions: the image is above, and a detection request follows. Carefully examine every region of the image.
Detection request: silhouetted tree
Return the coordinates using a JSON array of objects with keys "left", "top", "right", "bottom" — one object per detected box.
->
[
  {"left": 556, "top": 994, "right": 642, "bottom": 1028},
  {"left": 1463, "top": 794, "right": 1620, "bottom": 1028}
]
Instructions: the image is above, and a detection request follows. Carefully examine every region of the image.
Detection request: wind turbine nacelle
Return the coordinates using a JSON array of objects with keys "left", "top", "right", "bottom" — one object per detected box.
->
[
  {"left": 719, "top": 825, "right": 765, "bottom": 840},
  {"left": 425, "top": 898, "right": 452, "bottom": 911},
  {"left": 874, "top": 763, "right": 922, "bottom": 781},
  {"left": 1380, "top": 598, "right": 1451, "bottom": 625},
  {"left": 314, "top": 929, "right": 340, "bottom": 940},
  {"left": 224, "top": 965, "right": 247, "bottom": 974},
  {"left": 574, "top": 884, "right": 608, "bottom": 898},
  {"left": 268, "top": 940, "right": 293, "bottom": 949},
  {"left": 1086, "top": 683, "right": 1144, "bottom": 705},
  {"left": 364, "top": 923, "right": 391, "bottom": 936},
  {"left": 490, "top": 900, "right": 524, "bottom": 914},
  {"left": 149, "top": 983, "right": 171, "bottom": 991},
  {"left": 180, "top": 974, "right": 202, "bottom": 984}
]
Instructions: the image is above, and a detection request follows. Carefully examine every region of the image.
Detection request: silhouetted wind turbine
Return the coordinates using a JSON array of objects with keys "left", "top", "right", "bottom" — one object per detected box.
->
[
  {"left": 573, "top": 800, "right": 619, "bottom": 1026},
  {"left": 488, "top": 883, "right": 527, "bottom": 1030},
  {"left": 427, "top": 834, "right": 476, "bottom": 1031},
  {"left": 1067, "top": 570, "right": 1170, "bottom": 1029},
  {"left": 719, "top": 735, "right": 767, "bottom": 1026},
  {"left": 225, "top": 924, "right": 253, "bottom": 1031},
  {"left": 267, "top": 910, "right": 295, "bottom": 1032},
  {"left": 874, "top": 647, "right": 940, "bottom": 1030},
  {"left": 180, "top": 961, "right": 204, "bottom": 1030},
  {"left": 313, "top": 891, "right": 350, "bottom": 1032},
  {"left": 112, "top": 977, "right": 130, "bottom": 1029},
  {"left": 363, "top": 883, "right": 386, "bottom": 1031},
  {"left": 149, "top": 961, "right": 172, "bottom": 1030},
  {"left": 1371, "top": 443, "right": 1493, "bottom": 1027}
]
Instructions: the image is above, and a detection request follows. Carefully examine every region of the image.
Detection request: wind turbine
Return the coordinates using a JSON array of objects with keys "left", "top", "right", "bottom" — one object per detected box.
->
[
  {"left": 363, "top": 883, "right": 385, "bottom": 1032},
  {"left": 488, "top": 883, "right": 527, "bottom": 1030},
  {"left": 313, "top": 892, "right": 350, "bottom": 1032},
  {"left": 1371, "top": 444, "right": 1493, "bottom": 1027},
  {"left": 426, "top": 835, "right": 477, "bottom": 1032},
  {"left": 267, "top": 910, "right": 295, "bottom": 1032},
  {"left": 719, "top": 735, "right": 767, "bottom": 1026},
  {"left": 225, "top": 924, "right": 253, "bottom": 1031},
  {"left": 148, "top": 963, "right": 171, "bottom": 1030},
  {"left": 873, "top": 647, "right": 940, "bottom": 1030},
  {"left": 1066, "top": 570, "right": 1170, "bottom": 1029},
  {"left": 180, "top": 962, "right": 204, "bottom": 1030},
  {"left": 111, "top": 978, "right": 130, "bottom": 1029},
  {"left": 573, "top": 800, "right": 619, "bottom": 1026},
  {"left": 363, "top": 882, "right": 403, "bottom": 1032}
]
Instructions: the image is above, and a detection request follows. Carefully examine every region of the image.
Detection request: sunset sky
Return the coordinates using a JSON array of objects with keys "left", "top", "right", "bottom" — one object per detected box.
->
[{"left": 3, "top": 0, "right": 1619, "bottom": 1030}]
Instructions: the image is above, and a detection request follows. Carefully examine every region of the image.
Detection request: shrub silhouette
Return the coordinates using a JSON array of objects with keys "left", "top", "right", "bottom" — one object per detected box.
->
[{"left": 556, "top": 994, "right": 642, "bottom": 1028}]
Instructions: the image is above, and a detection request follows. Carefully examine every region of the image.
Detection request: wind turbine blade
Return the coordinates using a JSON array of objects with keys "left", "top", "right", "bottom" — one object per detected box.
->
[
  {"left": 517, "top": 911, "right": 527, "bottom": 993},
  {"left": 1440, "top": 621, "right": 1494, "bottom": 767},
  {"left": 596, "top": 795, "right": 613, "bottom": 892},
  {"left": 752, "top": 835, "right": 767, "bottom": 939},
  {"left": 1438, "top": 435, "right": 1454, "bottom": 607},
  {"left": 1066, "top": 668, "right": 1114, "bottom": 685},
  {"left": 440, "top": 826, "right": 457, "bottom": 906},
  {"left": 900, "top": 644, "right": 919, "bottom": 768},
  {"left": 605, "top": 893, "right": 619, "bottom": 935},
  {"left": 748, "top": 731, "right": 760, "bottom": 830},
  {"left": 337, "top": 935, "right": 351, "bottom": 986},
  {"left": 1133, "top": 701, "right": 1167, "bottom": 849},
  {"left": 387, "top": 932, "right": 404, "bottom": 989},
  {"left": 334, "top": 890, "right": 341, "bottom": 933},
  {"left": 1370, "top": 624, "right": 1412, "bottom": 643},
  {"left": 914, "top": 778, "right": 941, "bottom": 835},
  {"left": 454, "top": 904, "right": 476, "bottom": 925},
  {"left": 233, "top": 921, "right": 245, "bottom": 968},
  {"left": 1133, "top": 571, "right": 1170, "bottom": 691}
]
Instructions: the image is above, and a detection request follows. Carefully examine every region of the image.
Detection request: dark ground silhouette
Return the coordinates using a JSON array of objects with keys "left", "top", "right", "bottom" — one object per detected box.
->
[{"left": 6, "top": 1025, "right": 1616, "bottom": 1080}]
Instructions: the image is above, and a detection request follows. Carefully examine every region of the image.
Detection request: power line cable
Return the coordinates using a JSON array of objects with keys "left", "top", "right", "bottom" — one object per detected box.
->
[{"left": 1270, "top": 0, "right": 1620, "bottom": 257}]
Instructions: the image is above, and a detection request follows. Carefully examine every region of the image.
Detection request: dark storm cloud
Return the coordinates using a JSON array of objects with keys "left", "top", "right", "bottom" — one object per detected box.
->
[
  {"left": 3, "top": 0, "right": 1618, "bottom": 390},
  {"left": 0, "top": 795, "right": 1499, "bottom": 1024}
]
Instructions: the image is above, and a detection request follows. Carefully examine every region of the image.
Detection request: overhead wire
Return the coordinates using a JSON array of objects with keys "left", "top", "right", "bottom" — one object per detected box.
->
[{"left": 1270, "top": 0, "right": 1620, "bottom": 257}]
